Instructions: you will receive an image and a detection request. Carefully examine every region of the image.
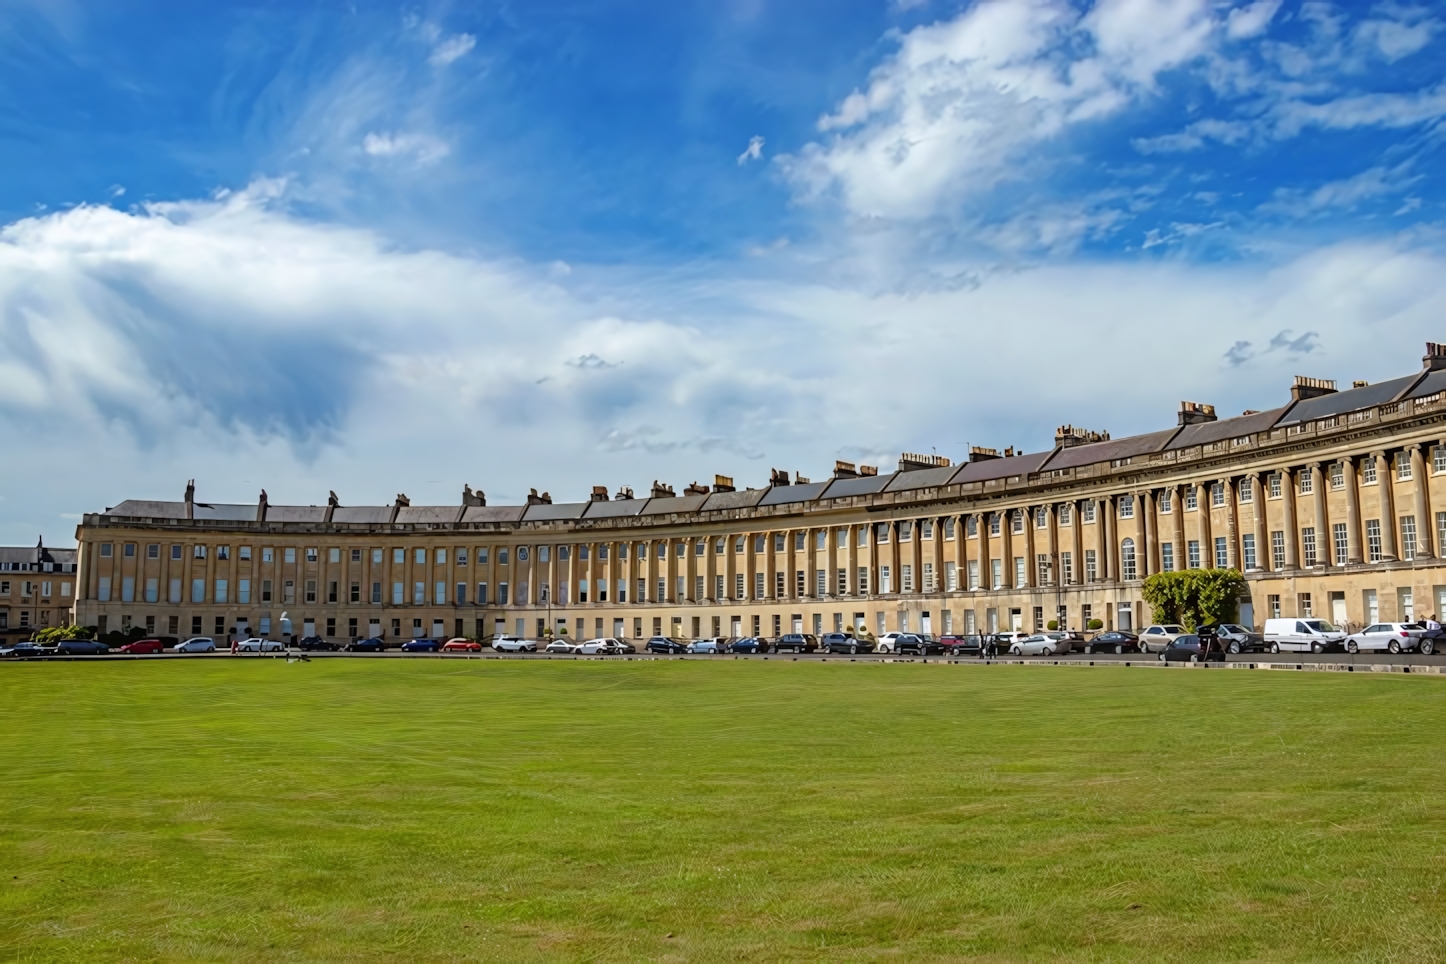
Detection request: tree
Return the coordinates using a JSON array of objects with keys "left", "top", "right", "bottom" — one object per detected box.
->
[
  {"left": 33, "top": 624, "right": 95, "bottom": 643},
  {"left": 1141, "top": 569, "right": 1247, "bottom": 630}
]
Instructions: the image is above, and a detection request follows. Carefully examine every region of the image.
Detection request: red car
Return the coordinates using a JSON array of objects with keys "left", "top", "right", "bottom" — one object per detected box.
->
[
  {"left": 442, "top": 638, "right": 481, "bottom": 652},
  {"left": 118, "top": 638, "right": 166, "bottom": 655}
]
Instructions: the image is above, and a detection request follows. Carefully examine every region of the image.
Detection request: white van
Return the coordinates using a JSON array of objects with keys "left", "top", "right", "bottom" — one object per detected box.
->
[{"left": 1262, "top": 618, "right": 1346, "bottom": 654}]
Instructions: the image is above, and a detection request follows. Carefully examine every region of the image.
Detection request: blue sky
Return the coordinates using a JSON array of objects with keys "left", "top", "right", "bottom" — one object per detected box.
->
[{"left": 1, "top": 0, "right": 1444, "bottom": 544}]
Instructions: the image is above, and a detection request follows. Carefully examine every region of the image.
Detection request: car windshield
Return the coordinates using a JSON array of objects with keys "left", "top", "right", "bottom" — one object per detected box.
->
[{"left": 1303, "top": 620, "right": 1336, "bottom": 632}]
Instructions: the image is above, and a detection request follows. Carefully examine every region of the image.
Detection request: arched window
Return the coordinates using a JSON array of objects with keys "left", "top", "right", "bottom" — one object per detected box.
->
[{"left": 1121, "top": 538, "right": 1137, "bottom": 582}]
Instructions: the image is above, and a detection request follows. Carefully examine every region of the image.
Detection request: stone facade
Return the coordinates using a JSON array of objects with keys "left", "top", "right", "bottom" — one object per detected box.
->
[
  {"left": 0, "top": 541, "right": 78, "bottom": 638},
  {"left": 72, "top": 346, "right": 1446, "bottom": 642}
]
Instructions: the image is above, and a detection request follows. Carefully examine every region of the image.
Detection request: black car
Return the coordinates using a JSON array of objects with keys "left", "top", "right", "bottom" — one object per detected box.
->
[
  {"left": 1, "top": 641, "right": 49, "bottom": 658},
  {"left": 346, "top": 637, "right": 387, "bottom": 652},
  {"left": 820, "top": 632, "right": 873, "bottom": 654},
  {"left": 645, "top": 637, "right": 688, "bottom": 654},
  {"left": 773, "top": 633, "right": 818, "bottom": 653},
  {"left": 1214, "top": 623, "right": 1268, "bottom": 654},
  {"left": 939, "top": 634, "right": 983, "bottom": 656},
  {"left": 1159, "top": 635, "right": 1226, "bottom": 663},
  {"left": 896, "top": 634, "right": 945, "bottom": 656},
  {"left": 55, "top": 639, "right": 110, "bottom": 656},
  {"left": 728, "top": 637, "right": 765, "bottom": 653},
  {"left": 1085, "top": 631, "right": 1140, "bottom": 655},
  {"left": 297, "top": 636, "right": 340, "bottom": 652}
]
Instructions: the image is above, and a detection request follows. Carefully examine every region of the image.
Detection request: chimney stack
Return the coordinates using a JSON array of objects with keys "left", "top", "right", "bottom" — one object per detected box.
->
[
  {"left": 185, "top": 479, "right": 195, "bottom": 520},
  {"left": 650, "top": 480, "right": 675, "bottom": 498},
  {"left": 713, "top": 475, "right": 735, "bottom": 493},
  {"left": 1425, "top": 342, "right": 1446, "bottom": 372},
  {"left": 1291, "top": 375, "right": 1337, "bottom": 401},
  {"left": 615, "top": 485, "right": 634, "bottom": 501},
  {"left": 1055, "top": 425, "right": 1110, "bottom": 447},
  {"left": 859, "top": 464, "right": 878, "bottom": 476},
  {"left": 255, "top": 488, "right": 267, "bottom": 523},
  {"left": 769, "top": 468, "right": 790, "bottom": 487},
  {"left": 590, "top": 485, "right": 610, "bottom": 502},
  {"left": 898, "top": 452, "right": 951, "bottom": 472},
  {"left": 684, "top": 481, "right": 710, "bottom": 496},
  {"left": 833, "top": 460, "right": 858, "bottom": 479},
  {"left": 1177, "top": 401, "right": 1217, "bottom": 426}
]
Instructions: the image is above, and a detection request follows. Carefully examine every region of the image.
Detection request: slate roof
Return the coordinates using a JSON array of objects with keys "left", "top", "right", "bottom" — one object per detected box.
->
[
  {"left": 819, "top": 474, "right": 891, "bottom": 499},
  {"left": 1168, "top": 407, "right": 1290, "bottom": 449},
  {"left": 885, "top": 465, "right": 958, "bottom": 493},
  {"left": 1276, "top": 374, "right": 1422, "bottom": 425},
  {"left": 640, "top": 494, "right": 710, "bottom": 515},
  {"left": 759, "top": 480, "right": 832, "bottom": 506},
  {"left": 521, "top": 502, "right": 589, "bottom": 522},
  {"left": 951, "top": 450, "right": 1054, "bottom": 483},
  {"left": 461, "top": 505, "right": 526, "bottom": 524},
  {"left": 1410, "top": 369, "right": 1446, "bottom": 398},
  {"left": 581, "top": 498, "right": 650, "bottom": 519},
  {"left": 104, "top": 500, "right": 189, "bottom": 519},
  {"left": 265, "top": 505, "right": 327, "bottom": 523},
  {"left": 331, "top": 506, "right": 392, "bottom": 524},
  {"left": 699, "top": 488, "right": 768, "bottom": 511},
  {"left": 1041, "top": 429, "right": 1179, "bottom": 471}
]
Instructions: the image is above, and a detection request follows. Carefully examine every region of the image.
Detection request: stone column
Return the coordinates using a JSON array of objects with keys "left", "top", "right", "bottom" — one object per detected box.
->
[
  {"left": 1101, "top": 497, "right": 1115, "bottom": 582},
  {"left": 1250, "top": 474, "right": 1267, "bottom": 570},
  {"left": 1023, "top": 507, "right": 1037, "bottom": 588},
  {"left": 889, "top": 522, "right": 901, "bottom": 594},
  {"left": 1000, "top": 511, "right": 1014, "bottom": 587},
  {"left": 1342, "top": 458, "right": 1362, "bottom": 564},
  {"left": 1072, "top": 501, "right": 1084, "bottom": 584},
  {"left": 1171, "top": 484, "right": 1185, "bottom": 570},
  {"left": 1197, "top": 483, "right": 1213, "bottom": 568},
  {"left": 1281, "top": 467, "right": 1298, "bottom": 570},
  {"left": 1045, "top": 504, "right": 1058, "bottom": 586},
  {"left": 846, "top": 525, "right": 858, "bottom": 595},
  {"left": 1411, "top": 444, "right": 1435, "bottom": 559},
  {"left": 1310, "top": 463, "right": 1329, "bottom": 567},
  {"left": 1141, "top": 491, "right": 1156, "bottom": 578},
  {"left": 1223, "top": 478, "right": 1239, "bottom": 570},
  {"left": 1375, "top": 452, "right": 1398, "bottom": 561},
  {"left": 931, "top": 518, "right": 944, "bottom": 595}
]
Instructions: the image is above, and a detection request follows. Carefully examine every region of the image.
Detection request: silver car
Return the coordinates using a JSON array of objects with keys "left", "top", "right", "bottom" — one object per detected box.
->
[
  {"left": 1009, "top": 634, "right": 1065, "bottom": 656},
  {"left": 236, "top": 637, "right": 284, "bottom": 653},
  {"left": 686, "top": 638, "right": 725, "bottom": 654},
  {"left": 492, "top": 636, "right": 537, "bottom": 653},
  {"left": 1344, "top": 622, "right": 1427, "bottom": 654},
  {"left": 176, "top": 636, "right": 216, "bottom": 653}
]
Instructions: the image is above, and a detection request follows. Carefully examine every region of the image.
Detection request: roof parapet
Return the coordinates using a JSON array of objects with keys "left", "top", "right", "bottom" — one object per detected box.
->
[
  {"left": 1291, "top": 375, "right": 1337, "bottom": 401},
  {"left": 1177, "top": 401, "right": 1217, "bottom": 426},
  {"left": 898, "top": 452, "right": 951, "bottom": 472}
]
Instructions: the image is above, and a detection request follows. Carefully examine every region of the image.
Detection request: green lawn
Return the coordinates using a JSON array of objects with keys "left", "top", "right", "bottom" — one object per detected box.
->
[{"left": 3, "top": 658, "right": 1445, "bottom": 962}]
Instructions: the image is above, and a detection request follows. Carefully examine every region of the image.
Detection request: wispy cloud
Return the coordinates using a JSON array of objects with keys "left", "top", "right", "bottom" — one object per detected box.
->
[
  {"left": 736, "top": 135, "right": 764, "bottom": 165},
  {"left": 362, "top": 131, "right": 450, "bottom": 165},
  {"left": 429, "top": 33, "right": 476, "bottom": 68}
]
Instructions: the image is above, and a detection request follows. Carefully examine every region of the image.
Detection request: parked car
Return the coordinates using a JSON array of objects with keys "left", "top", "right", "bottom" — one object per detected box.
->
[
  {"left": 937, "top": 634, "right": 978, "bottom": 656},
  {"left": 346, "top": 637, "right": 388, "bottom": 653},
  {"left": 117, "top": 638, "right": 166, "bottom": 655},
  {"left": 774, "top": 633, "right": 818, "bottom": 654},
  {"left": 1159, "top": 634, "right": 1225, "bottom": 663},
  {"left": 54, "top": 639, "right": 110, "bottom": 655},
  {"left": 176, "top": 636, "right": 216, "bottom": 653},
  {"left": 1344, "top": 622, "right": 1427, "bottom": 654},
  {"left": 874, "top": 632, "right": 907, "bottom": 654},
  {"left": 236, "top": 637, "right": 284, "bottom": 653},
  {"left": 1263, "top": 617, "right": 1347, "bottom": 654},
  {"left": 492, "top": 636, "right": 536, "bottom": 653},
  {"left": 442, "top": 638, "right": 482, "bottom": 652},
  {"left": 577, "top": 637, "right": 626, "bottom": 655},
  {"left": 402, "top": 638, "right": 442, "bottom": 653},
  {"left": 1214, "top": 623, "right": 1267, "bottom": 654},
  {"left": 0, "top": 641, "right": 49, "bottom": 658},
  {"left": 645, "top": 637, "right": 688, "bottom": 654},
  {"left": 297, "top": 635, "right": 339, "bottom": 652},
  {"left": 686, "top": 638, "right": 725, "bottom": 654},
  {"left": 543, "top": 639, "right": 577, "bottom": 654},
  {"left": 1009, "top": 634, "right": 1066, "bottom": 657},
  {"left": 993, "top": 631, "right": 1032, "bottom": 650},
  {"left": 1137, "top": 625, "right": 1189, "bottom": 654},
  {"left": 1085, "top": 630, "right": 1139, "bottom": 655},
  {"left": 820, "top": 632, "right": 873, "bottom": 654},
  {"left": 896, "top": 634, "right": 944, "bottom": 656},
  {"left": 728, "top": 637, "right": 765, "bottom": 654}
]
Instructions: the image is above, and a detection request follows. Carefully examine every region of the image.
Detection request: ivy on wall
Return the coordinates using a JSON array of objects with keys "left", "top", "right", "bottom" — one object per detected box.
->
[{"left": 1141, "top": 569, "right": 1247, "bottom": 630}]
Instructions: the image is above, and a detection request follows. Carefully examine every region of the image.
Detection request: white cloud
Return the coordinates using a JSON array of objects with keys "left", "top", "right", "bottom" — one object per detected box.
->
[
  {"left": 737, "top": 135, "right": 764, "bottom": 165},
  {"left": 1226, "top": 0, "right": 1282, "bottom": 40},
  {"left": 362, "top": 131, "right": 450, "bottom": 165},
  {"left": 429, "top": 32, "right": 477, "bottom": 67},
  {"left": 5, "top": 182, "right": 1446, "bottom": 546},
  {"left": 1259, "top": 163, "right": 1422, "bottom": 216},
  {"left": 1131, "top": 118, "right": 1252, "bottom": 153},
  {"left": 779, "top": 0, "right": 1218, "bottom": 219}
]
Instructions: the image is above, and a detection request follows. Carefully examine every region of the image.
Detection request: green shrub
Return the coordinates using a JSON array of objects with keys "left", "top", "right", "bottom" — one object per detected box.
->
[
  {"left": 1087, "top": 618, "right": 1103, "bottom": 630},
  {"left": 1046, "top": 620, "right": 1059, "bottom": 631},
  {"left": 1142, "top": 569, "right": 1246, "bottom": 630}
]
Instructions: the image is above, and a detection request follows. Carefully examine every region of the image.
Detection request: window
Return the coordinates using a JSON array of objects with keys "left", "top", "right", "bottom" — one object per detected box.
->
[
  {"left": 713, "top": 538, "right": 724, "bottom": 555},
  {"left": 1268, "top": 594, "right": 1281, "bottom": 619},
  {"left": 215, "top": 579, "right": 229, "bottom": 604},
  {"left": 144, "top": 577, "right": 158, "bottom": 603},
  {"left": 305, "top": 580, "right": 316, "bottom": 603},
  {"left": 1269, "top": 474, "right": 1282, "bottom": 498},
  {"left": 414, "top": 548, "right": 426, "bottom": 565},
  {"left": 945, "top": 561, "right": 957, "bottom": 591},
  {"left": 1397, "top": 452, "right": 1413, "bottom": 480},
  {"left": 371, "top": 581, "right": 381, "bottom": 603},
  {"left": 349, "top": 581, "right": 359, "bottom": 603},
  {"left": 1215, "top": 537, "right": 1228, "bottom": 569},
  {"left": 1243, "top": 534, "right": 1257, "bottom": 570},
  {"left": 817, "top": 569, "right": 827, "bottom": 595},
  {"left": 237, "top": 578, "right": 250, "bottom": 604},
  {"left": 498, "top": 548, "right": 509, "bottom": 565},
  {"left": 1366, "top": 519, "right": 1382, "bottom": 562},
  {"left": 838, "top": 568, "right": 848, "bottom": 594},
  {"left": 1299, "top": 593, "right": 1313, "bottom": 617},
  {"left": 1331, "top": 462, "right": 1345, "bottom": 489},
  {"left": 476, "top": 547, "right": 489, "bottom": 565},
  {"left": 1035, "top": 554, "right": 1048, "bottom": 584},
  {"left": 123, "top": 543, "right": 136, "bottom": 558},
  {"left": 191, "top": 578, "right": 205, "bottom": 603},
  {"left": 966, "top": 515, "right": 978, "bottom": 537},
  {"left": 734, "top": 536, "right": 745, "bottom": 554},
  {"left": 177, "top": 544, "right": 188, "bottom": 560},
  {"left": 304, "top": 547, "right": 318, "bottom": 563},
  {"left": 1363, "top": 458, "right": 1377, "bottom": 484},
  {"left": 1012, "top": 512, "right": 1025, "bottom": 534},
  {"left": 499, "top": 583, "right": 510, "bottom": 605},
  {"left": 943, "top": 519, "right": 955, "bottom": 539},
  {"left": 1435, "top": 447, "right": 1446, "bottom": 474},
  {"left": 1121, "top": 539, "right": 1136, "bottom": 581},
  {"left": 898, "top": 521, "right": 912, "bottom": 543},
  {"left": 1083, "top": 501, "right": 1097, "bottom": 523},
  {"left": 100, "top": 543, "right": 112, "bottom": 558},
  {"left": 693, "top": 576, "right": 703, "bottom": 600},
  {"left": 735, "top": 573, "right": 745, "bottom": 598},
  {"left": 756, "top": 573, "right": 765, "bottom": 599},
  {"left": 1185, "top": 488, "right": 1198, "bottom": 511},
  {"left": 1061, "top": 551, "right": 1073, "bottom": 583},
  {"left": 1161, "top": 543, "right": 1174, "bottom": 572},
  {"left": 1331, "top": 523, "right": 1348, "bottom": 566},
  {"left": 1401, "top": 515, "right": 1418, "bottom": 561},
  {"left": 901, "top": 564, "right": 913, "bottom": 593},
  {"left": 146, "top": 543, "right": 159, "bottom": 559},
  {"left": 1013, "top": 557, "right": 1026, "bottom": 588},
  {"left": 714, "top": 575, "right": 724, "bottom": 598},
  {"left": 966, "top": 560, "right": 979, "bottom": 590},
  {"left": 1187, "top": 540, "right": 1201, "bottom": 569},
  {"left": 1158, "top": 491, "right": 1171, "bottom": 514},
  {"left": 1211, "top": 483, "right": 1224, "bottom": 507},
  {"left": 1060, "top": 504, "right": 1073, "bottom": 525},
  {"left": 797, "top": 570, "right": 807, "bottom": 595},
  {"left": 1035, "top": 507, "right": 1047, "bottom": 529},
  {"left": 774, "top": 571, "right": 784, "bottom": 597},
  {"left": 1302, "top": 528, "right": 1317, "bottom": 566},
  {"left": 1271, "top": 530, "right": 1286, "bottom": 570},
  {"left": 477, "top": 583, "right": 488, "bottom": 606},
  {"left": 351, "top": 548, "right": 363, "bottom": 563},
  {"left": 120, "top": 576, "right": 134, "bottom": 602},
  {"left": 876, "top": 523, "right": 891, "bottom": 544},
  {"left": 1299, "top": 468, "right": 1313, "bottom": 494},
  {"left": 991, "top": 559, "right": 1002, "bottom": 589},
  {"left": 858, "top": 568, "right": 869, "bottom": 594},
  {"left": 1084, "top": 551, "right": 1097, "bottom": 583},
  {"left": 282, "top": 547, "right": 295, "bottom": 563},
  {"left": 1239, "top": 479, "right": 1253, "bottom": 503},
  {"left": 1118, "top": 495, "right": 1134, "bottom": 519},
  {"left": 284, "top": 580, "right": 296, "bottom": 603},
  {"left": 194, "top": 545, "right": 207, "bottom": 559},
  {"left": 989, "top": 514, "right": 1002, "bottom": 536},
  {"left": 392, "top": 582, "right": 403, "bottom": 605}
]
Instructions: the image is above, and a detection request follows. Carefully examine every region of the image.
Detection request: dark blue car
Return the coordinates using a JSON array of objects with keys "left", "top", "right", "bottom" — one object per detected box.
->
[
  {"left": 728, "top": 637, "right": 765, "bottom": 654},
  {"left": 346, "top": 637, "right": 387, "bottom": 653},
  {"left": 401, "top": 638, "right": 440, "bottom": 653}
]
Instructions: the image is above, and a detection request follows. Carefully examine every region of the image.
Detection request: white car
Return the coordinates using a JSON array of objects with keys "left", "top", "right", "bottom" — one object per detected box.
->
[
  {"left": 544, "top": 639, "right": 578, "bottom": 654},
  {"left": 1344, "top": 622, "right": 1428, "bottom": 654},
  {"left": 492, "top": 636, "right": 537, "bottom": 653},
  {"left": 1136, "top": 625, "right": 1188, "bottom": 654},
  {"left": 577, "top": 637, "right": 625, "bottom": 655},
  {"left": 176, "top": 637, "right": 216, "bottom": 653},
  {"left": 875, "top": 632, "right": 906, "bottom": 654},
  {"left": 687, "top": 638, "right": 725, "bottom": 654},
  {"left": 1009, "top": 634, "right": 1065, "bottom": 657},
  {"left": 236, "top": 637, "right": 284, "bottom": 653}
]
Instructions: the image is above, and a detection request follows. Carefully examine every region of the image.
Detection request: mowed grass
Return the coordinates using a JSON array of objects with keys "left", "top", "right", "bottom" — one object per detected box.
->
[{"left": 3, "top": 660, "right": 1446, "bottom": 962}]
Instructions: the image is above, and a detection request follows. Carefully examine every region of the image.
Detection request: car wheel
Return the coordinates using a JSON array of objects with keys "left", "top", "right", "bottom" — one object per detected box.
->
[
  {"left": 1116, "top": 645, "right": 1124, "bottom": 655},
  {"left": 1043, "top": 647, "right": 1054, "bottom": 657},
  {"left": 1270, "top": 642, "right": 1280, "bottom": 654},
  {"left": 1228, "top": 641, "right": 1241, "bottom": 655},
  {"left": 849, "top": 644, "right": 858, "bottom": 654},
  {"left": 1422, "top": 639, "right": 1435, "bottom": 656},
  {"left": 1189, "top": 654, "right": 1199, "bottom": 663},
  {"left": 1158, "top": 653, "right": 1165, "bottom": 662},
  {"left": 1347, "top": 640, "right": 1359, "bottom": 654},
  {"left": 1389, "top": 640, "right": 1401, "bottom": 655},
  {"left": 1312, "top": 642, "right": 1323, "bottom": 654}
]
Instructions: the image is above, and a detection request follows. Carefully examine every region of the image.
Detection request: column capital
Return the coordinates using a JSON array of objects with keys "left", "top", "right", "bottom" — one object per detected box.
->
[{"left": 1408, "top": 441, "right": 1424, "bottom": 454}]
